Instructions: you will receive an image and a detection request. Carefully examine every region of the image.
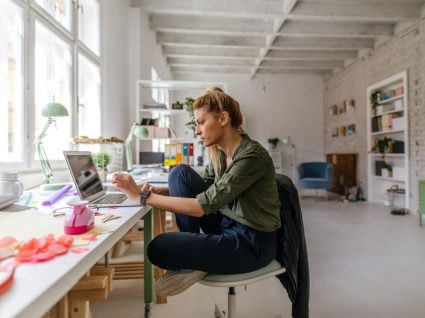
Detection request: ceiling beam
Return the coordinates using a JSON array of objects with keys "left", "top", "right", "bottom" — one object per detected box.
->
[
  {"left": 133, "top": 0, "right": 284, "bottom": 18},
  {"left": 150, "top": 14, "right": 273, "bottom": 36},
  {"left": 290, "top": 2, "right": 422, "bottom": 23},
  {"left": 257, "top": 68, "right": 330, "bottom": 75},
  {"left": 272, "top": 36, "right": 374, "bottom": 50},
  {"left": 162, "top": 45, "right": 260, "bottom": 58},
  {"left": 167, "top": 57, "right": 255, "bottom": 67},
  {"left": 260, "top": 59, "right": 344, "bottom": 69},
  {"left": 266, "top": 49, "right": 357, "bottom": 60},
  {"left": 171, "top": 65, "right": 251, "bottom": 74},
  {"left": 157, "top": 32, "right": 266, "bottom": 47},
  {"left": 279, "top": 21, "right": 394, "bottom": 38}
]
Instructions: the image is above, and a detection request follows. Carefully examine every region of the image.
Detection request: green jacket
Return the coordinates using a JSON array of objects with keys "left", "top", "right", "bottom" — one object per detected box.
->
[{"left": 197, "top": 134, "right": 281, "bottom": 232}]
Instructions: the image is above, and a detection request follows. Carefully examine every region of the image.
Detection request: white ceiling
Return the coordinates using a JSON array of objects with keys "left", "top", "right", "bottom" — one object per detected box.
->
[{"left": 132, "top": 0, "right": 425, "bottom": 78}]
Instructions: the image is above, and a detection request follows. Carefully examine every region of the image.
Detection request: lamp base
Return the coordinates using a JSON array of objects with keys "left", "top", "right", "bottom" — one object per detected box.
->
[{"left": 40, "top": 183, "right": 70, "bottom": 191}]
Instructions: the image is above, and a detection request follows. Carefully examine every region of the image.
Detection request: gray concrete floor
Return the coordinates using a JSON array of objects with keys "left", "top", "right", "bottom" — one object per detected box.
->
[{"left": 91, "top": 201, "right": 425, "bottom": 318}]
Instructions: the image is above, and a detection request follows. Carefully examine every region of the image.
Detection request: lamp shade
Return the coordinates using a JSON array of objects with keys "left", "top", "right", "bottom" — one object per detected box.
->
[
  {"left": 42, "top": 103, "right": 69, "bottom": 117},
  {"left": 133, "top": 124, "right": 148, "bottom": 138}
]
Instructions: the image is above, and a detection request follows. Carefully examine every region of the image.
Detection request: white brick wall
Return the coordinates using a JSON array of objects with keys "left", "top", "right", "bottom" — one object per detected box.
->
[{"left": 324, "top": 18, "right": 425, "bottom": 212}]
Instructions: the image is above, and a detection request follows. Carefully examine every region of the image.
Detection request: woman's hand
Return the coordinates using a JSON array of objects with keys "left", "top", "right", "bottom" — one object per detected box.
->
[
  {"left": 111, "top": 173, "right": 141, "bottom": 202},
  {"left": 138, "top": 183, "right": 159, "bottom": 194}
]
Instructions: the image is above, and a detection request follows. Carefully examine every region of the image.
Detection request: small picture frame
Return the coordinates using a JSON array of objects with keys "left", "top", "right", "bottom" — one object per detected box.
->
[
  {"left": 348, "top": 99, "right": 356, "bottom": 113},
  {"left": 338, "top": 126, "right": 346, "bottom": 137},
  {"left": 339, "top": 101, "right": 347, "bottom": 114},
  {"left": 347, "top": 123, "right": 356, "bottom": 136}
]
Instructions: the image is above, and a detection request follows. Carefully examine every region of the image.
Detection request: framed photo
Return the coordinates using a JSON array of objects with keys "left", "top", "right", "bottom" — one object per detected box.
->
[
  {"left": 348, "top": 99, "right": 356, "bottom": 113},
  {"left": 347, "top": 123, "right": 356, "bottom": 136}
]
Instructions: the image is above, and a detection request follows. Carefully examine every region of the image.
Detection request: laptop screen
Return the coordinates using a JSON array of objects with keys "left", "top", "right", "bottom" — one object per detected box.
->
[{"left": 65, "top": 153, "right": 104, "bottom": 199}]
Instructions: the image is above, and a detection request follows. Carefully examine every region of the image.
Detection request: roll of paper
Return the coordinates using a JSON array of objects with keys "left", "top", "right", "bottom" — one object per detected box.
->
[{"left": 41, "top": 184, "right": 72, "bottom": 206}]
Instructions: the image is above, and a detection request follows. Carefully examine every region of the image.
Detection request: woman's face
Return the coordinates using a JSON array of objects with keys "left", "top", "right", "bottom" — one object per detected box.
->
[{"left": 194, "top": 107, "right": 224, "bottom": 147}]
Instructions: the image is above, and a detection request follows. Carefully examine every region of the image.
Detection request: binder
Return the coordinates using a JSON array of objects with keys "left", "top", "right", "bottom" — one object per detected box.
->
[
  {"left": 182, "top": 143, "right": 189, "bottom": 164},
  {"left": 176, "top": 143, "right": 182, "bottom": 164},
  {"left": 189, "top": 143, "right": 194, "bottom": 166},
  {"left": 170, "top": 143, "right": 177, "bottom": 166}
]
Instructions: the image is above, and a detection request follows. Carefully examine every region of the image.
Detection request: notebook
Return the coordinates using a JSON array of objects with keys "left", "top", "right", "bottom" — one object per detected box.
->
[{"left": 63, "top": 151, "right": 138, "bottom": 207}]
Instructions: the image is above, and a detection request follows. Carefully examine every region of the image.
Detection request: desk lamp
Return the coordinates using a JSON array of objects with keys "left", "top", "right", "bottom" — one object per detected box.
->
[
  {"left": 35, "top": 102, "right": 69, "bottom": 184},
  {"left": 125, "top": 123, "right": 148, "bottom": 171}
]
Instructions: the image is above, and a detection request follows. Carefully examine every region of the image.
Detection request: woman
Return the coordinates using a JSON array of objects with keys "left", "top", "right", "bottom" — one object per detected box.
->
[{"left": 112, "top": 87, "right": 281, "bottom": 297}]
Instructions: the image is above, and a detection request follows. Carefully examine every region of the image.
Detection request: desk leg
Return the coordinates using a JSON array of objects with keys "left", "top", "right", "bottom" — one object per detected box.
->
[
  {"left": 153, "top": 208, "right": 167, "bottom": 304},
  {"left": 144, "top": 208, "right": 153, "bottom": 317}
]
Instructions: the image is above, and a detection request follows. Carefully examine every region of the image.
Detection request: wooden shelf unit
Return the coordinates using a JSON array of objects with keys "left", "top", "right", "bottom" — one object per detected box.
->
[{"left": 366, "top": 71, "right": 409, "bottom": 209}]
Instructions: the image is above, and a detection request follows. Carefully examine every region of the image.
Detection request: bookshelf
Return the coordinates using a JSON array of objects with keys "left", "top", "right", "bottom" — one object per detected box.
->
[
  {"left": 135, "top": 80, "right": 227, "bottom": 166},
  {"left": 366, "top": 71, "right": 409, "bottom": 209}
]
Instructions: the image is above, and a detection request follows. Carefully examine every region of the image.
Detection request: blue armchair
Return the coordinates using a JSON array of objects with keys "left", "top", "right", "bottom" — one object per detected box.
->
[{"left": 297, "top": 162, "right": 333, "bottom": 198}]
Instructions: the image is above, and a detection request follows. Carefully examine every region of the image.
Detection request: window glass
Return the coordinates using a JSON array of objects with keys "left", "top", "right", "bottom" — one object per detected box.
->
[
  {"left": 34, "top": 21, "right": 72, "bottom": 160},
  {"left": 78, "top": 0, "right": 100, "bottom": 55},
  {"left": 35, "top": 0, "right": 73, "bottom": 31},
  {"left": 0, "top": 0, "right": 23, "bottom": 163},
  {"left": 78, "top": 53, "right": 101, "bottom": 137}
]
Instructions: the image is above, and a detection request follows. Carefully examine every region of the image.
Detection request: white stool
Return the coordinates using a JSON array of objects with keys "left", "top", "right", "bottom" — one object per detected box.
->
[{"left": 199, "top": 259, "right": 286, "bottom": 318}]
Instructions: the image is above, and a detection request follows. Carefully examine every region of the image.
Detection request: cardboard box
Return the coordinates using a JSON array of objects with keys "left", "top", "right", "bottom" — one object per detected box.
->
[
  {"left": 392, "top": 166, "right": 405, "bottom": 180},
  {"left": 392, "top": 117, "right": 404, "bottom": 131},
  {"left": 395, "top": 86, "right": 404, "bottom": 96},
  {"left": 394, "top": 99, "right": 403, "bottom": 111},
  {"left": 154, "top": 127, "right": 170, "bottom": 138},
  {"left": 143, "top": 125, "right": 155, "bottom": 138},
  {"left": 381, "top": 114, "right": 393, "bottom": 131}
]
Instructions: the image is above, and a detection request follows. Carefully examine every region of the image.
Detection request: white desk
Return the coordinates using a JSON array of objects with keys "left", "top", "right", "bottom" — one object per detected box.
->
[{"left": 0, "top": 205, "right": 152, "bottom": 318}]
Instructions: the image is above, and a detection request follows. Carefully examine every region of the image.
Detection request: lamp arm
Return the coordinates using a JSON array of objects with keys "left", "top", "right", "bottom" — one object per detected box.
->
[
  {"left": 125, "top": 123, "right": 136, "bottom": 171},
  {"left": 35, "top": 118, "right": 54, "bottom": 182},
  {"left": 35, "top": 118, "right": 54, "bottom": 143}
]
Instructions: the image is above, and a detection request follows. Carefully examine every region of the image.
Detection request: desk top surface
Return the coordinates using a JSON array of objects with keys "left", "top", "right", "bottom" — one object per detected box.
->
[{"left": 0, "top": 203, "right": 150, "bottom": 318}]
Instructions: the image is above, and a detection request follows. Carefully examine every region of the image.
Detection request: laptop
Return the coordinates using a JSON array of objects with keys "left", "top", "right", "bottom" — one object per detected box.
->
[{"left": 63, "top": 151, "right": 138, "bottom": 207}]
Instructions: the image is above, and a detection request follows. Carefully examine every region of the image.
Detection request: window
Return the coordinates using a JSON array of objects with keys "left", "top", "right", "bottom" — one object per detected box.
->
[
  {"left": 0, "top": 0, "right": 23, "bottom": 163},
  {"left": 35, "top": 0, "right": 73, "bottom": 31},
  {"left": 34, "top": 21, "right": 72, "bottom": 160},
  {"left": 78, "top": 0, "right": 100, "bottom": 55},
  {"left": 78, "top": 53, "right": 101, "bottom": 137},
  {"left": 0, "top": 0, "right": 102, "bottom": 170}
]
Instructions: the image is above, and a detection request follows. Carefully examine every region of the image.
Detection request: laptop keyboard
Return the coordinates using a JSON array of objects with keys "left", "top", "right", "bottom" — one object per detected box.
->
[{"left": 93, "top": 193, "right": 127, "bottom": 204}]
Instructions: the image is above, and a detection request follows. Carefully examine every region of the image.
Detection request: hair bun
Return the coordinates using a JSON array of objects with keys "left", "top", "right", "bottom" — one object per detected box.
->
[{"left": 206, "top": 87, "right": 224, "bottom": 94}]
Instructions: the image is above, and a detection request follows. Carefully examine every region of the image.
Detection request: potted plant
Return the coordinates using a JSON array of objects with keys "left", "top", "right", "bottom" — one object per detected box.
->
[
  {"left": 184, "top": 97, "right": 196, "bottom": 137},
  {"left": 92, "top": 152, "right": 111, "bottom": 182},
  {"left": 268, "top": 137, "right": 280, "bottom": 150}
]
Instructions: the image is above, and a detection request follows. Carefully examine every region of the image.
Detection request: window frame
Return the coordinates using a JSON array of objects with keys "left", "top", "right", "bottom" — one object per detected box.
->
[{"left": 0, "top": 0, "right": 102, "bottom": 173}]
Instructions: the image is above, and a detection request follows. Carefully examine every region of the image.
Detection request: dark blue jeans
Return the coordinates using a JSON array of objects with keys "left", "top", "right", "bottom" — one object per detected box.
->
[{"left": 147, "top": 164, "right": 277, "bottom": 274}]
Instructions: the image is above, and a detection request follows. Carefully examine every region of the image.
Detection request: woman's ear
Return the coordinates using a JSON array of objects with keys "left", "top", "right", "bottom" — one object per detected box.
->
[{"left": 219, "top": 111, "right": 230, "bottom": 126}]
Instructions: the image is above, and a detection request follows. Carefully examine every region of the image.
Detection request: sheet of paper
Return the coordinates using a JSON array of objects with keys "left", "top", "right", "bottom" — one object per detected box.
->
[{"left": 0, "top": 211, "right": 112, "bottom": 243}]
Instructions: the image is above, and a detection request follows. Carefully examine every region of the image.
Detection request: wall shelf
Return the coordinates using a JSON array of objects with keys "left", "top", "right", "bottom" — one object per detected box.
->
[
  {"left": 373, "top": 175, "right": 405, "bottom": 183},
  {"left": 377, "top": 95, "right": 403, "bottom": 105},
  {"left": 371, "top": 129, "right": 404, "bottom": 136},
  {"left": 369, "top": 153, "right": 405, "bottom": 158}
]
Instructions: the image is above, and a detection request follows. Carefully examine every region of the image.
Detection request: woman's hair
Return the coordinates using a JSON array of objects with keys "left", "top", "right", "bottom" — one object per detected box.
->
[{"left": 193, "top": 87, "right": 244, "bottom": 175}]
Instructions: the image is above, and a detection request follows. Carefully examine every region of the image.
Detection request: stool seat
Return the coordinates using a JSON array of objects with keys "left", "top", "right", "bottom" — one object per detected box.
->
[{"left": 199, "top": 259, "right": 285, "bottom": 287}]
